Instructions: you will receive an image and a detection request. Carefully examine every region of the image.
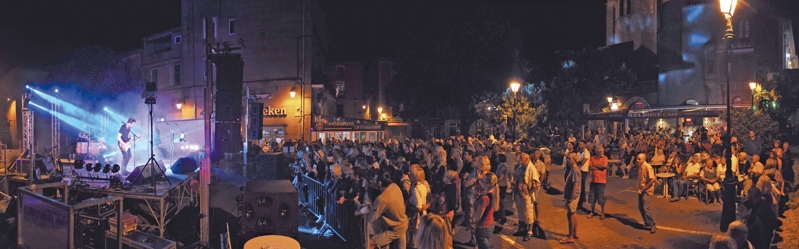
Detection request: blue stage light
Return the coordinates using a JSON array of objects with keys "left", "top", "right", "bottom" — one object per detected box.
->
[{"left": 55, "top": 89, "right": 58, "bottom": 93}]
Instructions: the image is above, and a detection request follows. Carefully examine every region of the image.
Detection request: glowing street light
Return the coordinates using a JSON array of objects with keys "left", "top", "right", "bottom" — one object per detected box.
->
[
  {"left": 377, "top": 107, "right": 383, "bottom": 114},
  {"left": 510, "top": 81, "right": 521, "bottom": 94},
  {"left": 719, "top": 0, "right": 738, "bottom": 233},
  {"left": 176, "top": 102, "right": 183, "bottom": 110},
  {"left": 509, "top": 80, "right": 521, "bottom": 141},
  {"left": 289, "top": 85, "right": 297, "bottom": 98},
  {"left": 749, "top": 82, "right": 758, "bottom": 109}
]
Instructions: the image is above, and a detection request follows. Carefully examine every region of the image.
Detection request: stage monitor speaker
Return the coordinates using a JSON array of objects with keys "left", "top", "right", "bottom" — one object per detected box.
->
[
  {"left": 240, "top": 180, "right": 298, "bottom": 242},
  {"left": 125, "top": 160, "right": 167, "bottom": 182},
  {"left": 170, "top": 157, "right": 198, "bottom": 174}
]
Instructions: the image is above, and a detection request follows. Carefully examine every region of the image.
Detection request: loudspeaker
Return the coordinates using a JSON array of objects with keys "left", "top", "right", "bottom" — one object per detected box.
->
[
  {"left": 250, "top": 153, "right": 288, "bottom": 180},
  {"left": 125, "top": 160, "right": 167, "bottom": 182},
  {"left": 211, "top": 54, "right": 244, "bottom": 91},
  {"left": 212, "top": 122, "right": 242, "bottom": 162},
  {"left": 170, "top": 157, "right": 198, "bottom": 174},
  {"left": 240, "top": 180, "right": 297, "bottom": 242},
  {"left": 215, "top": 90, "right": 242, "bottom": 122}
]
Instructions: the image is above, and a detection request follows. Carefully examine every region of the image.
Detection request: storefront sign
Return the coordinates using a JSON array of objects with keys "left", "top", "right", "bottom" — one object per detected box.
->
[
  {"left": 263, "top": 106, "right": 287, "bottom": 117},
  {"left": 312, "top": 116, "right": 385, "bottom": 131}
]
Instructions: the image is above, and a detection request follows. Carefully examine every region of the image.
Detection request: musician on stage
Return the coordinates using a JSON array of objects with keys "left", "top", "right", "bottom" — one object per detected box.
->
[{"left": 118, "top": 118, "right": 137, "bottom": 172}]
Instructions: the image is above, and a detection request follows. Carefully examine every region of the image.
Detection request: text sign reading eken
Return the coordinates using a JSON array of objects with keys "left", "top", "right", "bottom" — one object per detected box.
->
[{"left": 263, "top": 106, "right": 287, "bottom": 117}]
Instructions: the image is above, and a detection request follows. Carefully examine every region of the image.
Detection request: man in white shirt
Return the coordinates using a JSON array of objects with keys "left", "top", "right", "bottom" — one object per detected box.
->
[{"left": 578, "top": 140, "right": 591, "bottom": 208}]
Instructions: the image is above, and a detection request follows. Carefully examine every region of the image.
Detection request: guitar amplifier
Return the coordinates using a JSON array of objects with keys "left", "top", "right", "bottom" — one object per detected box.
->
[{"left": 240, "top": 180, "right": 298, "bottom": 242}]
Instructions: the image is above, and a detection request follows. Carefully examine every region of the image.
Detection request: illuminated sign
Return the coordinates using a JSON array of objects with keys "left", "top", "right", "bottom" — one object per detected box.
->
[{"left": 262, "top": 106, "right": 287, "bottom": 117}]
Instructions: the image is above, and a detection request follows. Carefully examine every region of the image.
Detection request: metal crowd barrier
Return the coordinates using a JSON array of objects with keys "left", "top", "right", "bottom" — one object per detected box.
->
[{"left": 296, "top": 173, "right": 367, "bottom": 248}]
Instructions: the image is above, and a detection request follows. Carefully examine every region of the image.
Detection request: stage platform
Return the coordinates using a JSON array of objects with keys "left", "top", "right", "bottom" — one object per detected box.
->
[{"left": 63, "top": 166, "right": 199, "bottom": 238}]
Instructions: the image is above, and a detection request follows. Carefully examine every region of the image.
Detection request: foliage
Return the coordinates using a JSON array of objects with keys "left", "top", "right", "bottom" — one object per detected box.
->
[
  {"left": 758, "top": 70, "right": 799, "bottom": 131},
  {"left": 496, "top": 83, "right": 546, "bottom": 141},
  {"left": 388, "top": 4, "right": 529, "bottom": 132},
  {"left": 720, "top": 108, "right": 779, "bottom": 150},
  {"left": 46, "top": 45, "right": 143, "bottom": 95},
  {"left": 542, "top": 48, "right": 636, "bottom": 126}
]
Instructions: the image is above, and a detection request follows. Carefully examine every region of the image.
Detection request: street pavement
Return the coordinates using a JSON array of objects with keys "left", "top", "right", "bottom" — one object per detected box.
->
[{"left": 449, "top": 164, "right": 720, "bottom": 249}]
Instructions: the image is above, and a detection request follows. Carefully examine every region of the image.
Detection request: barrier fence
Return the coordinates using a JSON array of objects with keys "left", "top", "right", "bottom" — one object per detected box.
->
[{"left": 296, "top": 173, "right": 367, "bottom": 248}]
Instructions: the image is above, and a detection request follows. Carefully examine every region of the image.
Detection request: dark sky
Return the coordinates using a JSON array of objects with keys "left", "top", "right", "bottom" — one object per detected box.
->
[
  {"left": 322, "top": 0, "right": 607, "bottom": 70},
  {"left": 0, "top": 0, "right": 181, "bottom": 69}
]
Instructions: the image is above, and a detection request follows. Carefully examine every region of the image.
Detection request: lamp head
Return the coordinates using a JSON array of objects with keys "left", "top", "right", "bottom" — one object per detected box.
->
[
  {"left": 377, "top": 107, "right": 383, "bottom": 114},
  {"left": 176, "top": 102, "right": 183, "bottom": 110},
  {"left": 290, "top": 85, "right": 297, "bottom": 98},
  {"left": 510, "top": 81, "right": 521, "bottom": 93},
  {"left": 719, "top": 0, "right": 738, "bottom": 18},
  {"left": 607, "top": 97, "right": 613, "bottom": 103},
  {"left": 749, "top": 82, "right": 757, "bottom": 90}
]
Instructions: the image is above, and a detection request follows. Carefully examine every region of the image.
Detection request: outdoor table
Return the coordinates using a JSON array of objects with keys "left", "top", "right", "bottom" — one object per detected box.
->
[
  {"left": 649, "top": 162, "right": 664, "bottom": 174},
  {"left": 607, "top": 159, "right": 621, "bottom": 178},
  {"left": 244, "top": 235, "right": 301, "bottom": 249},
  {"left": 656, "top": 172, "right": 676, "bottom": 198}
]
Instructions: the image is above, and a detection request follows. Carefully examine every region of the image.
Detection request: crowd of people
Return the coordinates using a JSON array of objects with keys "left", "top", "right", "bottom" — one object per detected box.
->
[{"left": 283, "top": 124, "right": 792, "bottom": 249}]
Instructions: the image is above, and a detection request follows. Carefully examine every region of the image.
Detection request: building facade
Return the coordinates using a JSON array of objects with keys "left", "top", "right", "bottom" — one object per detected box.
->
[{"left": 140, "top": 0, "right": 328, "bottom": 150}]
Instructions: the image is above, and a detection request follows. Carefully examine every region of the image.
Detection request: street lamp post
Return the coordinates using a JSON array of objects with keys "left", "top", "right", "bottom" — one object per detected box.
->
[
  {"left": 719, "top": 0, "right": 738, "bottom": 233},
  {"left": 749, "top": 82, "right": 757, "bottom": 109},
  {"left": 510, "top": 81, "right": 521, "bottom": 142}
]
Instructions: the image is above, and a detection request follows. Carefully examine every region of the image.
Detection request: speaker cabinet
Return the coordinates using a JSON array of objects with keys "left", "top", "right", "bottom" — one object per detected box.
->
[
  {"left": 240, "top": 180, "right": 297, "bottom": 242},
  {"left": 250, "top": 153, "right": 289, "bottom": 180},
  {"left": 125, "top": 160, "right": 167, "bottom": 182}
]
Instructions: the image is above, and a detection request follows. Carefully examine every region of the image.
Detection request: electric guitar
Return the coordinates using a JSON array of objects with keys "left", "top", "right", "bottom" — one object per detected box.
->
[{"left": 119, "top": 136, "right": 141, "bottom": 151}]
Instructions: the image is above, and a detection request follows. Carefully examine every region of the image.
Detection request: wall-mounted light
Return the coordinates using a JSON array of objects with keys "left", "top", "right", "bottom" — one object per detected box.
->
[
  {"left": 362, "top": 105, "right": 366, "bottom": 110},
  {"left": 377, "top": 107, "right": 383, "bottom": 114},
  {"left": 176, "top": 102, "right": 183, "bottom": 110},
  {"left": 290, "top": 85, "right": 297, "bottom": 98}
]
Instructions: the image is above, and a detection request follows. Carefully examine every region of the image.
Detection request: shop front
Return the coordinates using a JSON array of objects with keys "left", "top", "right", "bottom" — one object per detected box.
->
[{"left": 311, "top": 116, "right": 386, "bottom": 142}]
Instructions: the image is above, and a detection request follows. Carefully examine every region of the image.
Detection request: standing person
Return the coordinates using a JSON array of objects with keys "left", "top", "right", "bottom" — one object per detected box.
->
[
  {"left": 559, "top": 152, "right": 581, "bottom": 244},
  {"left": 636, "top": 153, "right": 657, "bottom": 234},
  {"left": 531, "top": 150, "right": 546, "bottom": 224},
  {"left": 511, "top": 153, "right": 539, "bottom": 241},
  {"left": 473, "top": 172, "right": 499, "bottom": 249},
  {"left": 368, "top": 172, "right": 409, "bottom": 249},
  {"left": 494, "top": 153, "right": 509, "bottom": 224},
  {"left": 461, "top": 156, "right": 490, "bottom": 246},
  {"left": 117, "top": 118, "right": 137, "bottom": 173},
  {"left": 587, "top": 146, "right": 608, "bottom": 219},
  {"left": 415, "top": 214, "right": 452, "bottom": 249},
  {"left": 578, "top": 141, "right": 591, "bottom": 209},
  {"left": 408, "top": 166, "right": 430, "bottom": 249},
  {"left": 743, "top": 130, "right": 763, "bottom": 162},
  {"left": 563, "top": 142, "right": 575, "bottom": 181}
]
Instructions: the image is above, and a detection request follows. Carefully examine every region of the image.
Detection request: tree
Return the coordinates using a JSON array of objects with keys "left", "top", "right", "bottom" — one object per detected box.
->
[
  {"left": 46, "top": 45, "right": 143, "bottom": 95},
  {"left": 720, "top": 108, "right": 779, "bottom": 150},
  {"left": 497, "top": 83, "right": 546, "bottom": 142},
  {"left": 388, "top": 5, "right": 529, "bottom": 133},
  {"left": 757, "top": 70, "right": 799, "bottom": 132},
  {"left": 543, "top": 48, "right": 636, "bottom": 127}
]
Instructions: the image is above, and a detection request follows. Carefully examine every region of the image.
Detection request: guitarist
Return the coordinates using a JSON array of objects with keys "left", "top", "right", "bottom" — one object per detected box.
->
[{"left": 118, "top": 118, "right": 138, "bottom": 172}]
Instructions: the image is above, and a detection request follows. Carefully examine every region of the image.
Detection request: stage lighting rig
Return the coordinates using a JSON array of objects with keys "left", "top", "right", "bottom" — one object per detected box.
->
[
  {"left": 94, "top": 163, "right": 102, "bottom": 173},
  {"left": 143, "top": 82, "right": 157, "bottom": 104}
]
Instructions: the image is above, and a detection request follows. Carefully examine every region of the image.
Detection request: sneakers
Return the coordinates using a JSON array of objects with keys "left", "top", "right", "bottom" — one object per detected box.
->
[{"left": 650, "top": 225, "right": 657, "bottom": 234}]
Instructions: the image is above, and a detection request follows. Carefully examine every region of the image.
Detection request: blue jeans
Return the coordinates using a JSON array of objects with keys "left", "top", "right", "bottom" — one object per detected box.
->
[
  {"left": 579, "top": 171, "right": 589, "bottom": 205},
  {"left": 638, "top": 193, "right": 655, "bottom": 227},
  {"left": 671, "top": 178, "right": 687, "bottom": 198},
  {"left": 475, "top": 227, "right": 492, "bottom": 249}
]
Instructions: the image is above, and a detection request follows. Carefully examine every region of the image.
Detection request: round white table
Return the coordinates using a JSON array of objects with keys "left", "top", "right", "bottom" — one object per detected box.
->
[
  {"left": 656, "top": 173, "right": 676, "bottom": 198},
  {"left": 244, "top": 235, "right": 301, "bottom": 249}
]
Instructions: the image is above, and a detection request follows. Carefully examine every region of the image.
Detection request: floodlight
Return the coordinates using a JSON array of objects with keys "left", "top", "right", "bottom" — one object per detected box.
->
[
  {"left": 112, "top": 164, "right": 120, "bottom": 173},
  {"left": 74, "top": 160, "right": 84, "bottom": 169},
  {"left": 85, "top": 163, "right": 94, "bottom": 171},
  {"left": 94, "top": 163, "right": 102, "bottom": 172},
  {"left": 103, "top": 164, "right": 111, "bottom": 173}
]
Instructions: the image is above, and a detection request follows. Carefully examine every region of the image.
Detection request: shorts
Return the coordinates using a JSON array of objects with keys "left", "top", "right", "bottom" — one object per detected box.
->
[
  {"left": 567, "top": 198, "right": 579, "bottom": 214},
  {"left": 588, "top": 183, "right": 606, "bottom": 205}
]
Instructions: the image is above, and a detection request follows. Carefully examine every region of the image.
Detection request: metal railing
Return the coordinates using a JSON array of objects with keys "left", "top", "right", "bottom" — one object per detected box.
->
[{"left": 296, "top": 173, "right": 367, "bottom": 248}]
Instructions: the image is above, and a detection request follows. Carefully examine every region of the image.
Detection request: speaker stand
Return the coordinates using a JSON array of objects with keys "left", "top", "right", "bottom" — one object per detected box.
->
[{"left": 132, "top": 103, "right": 172, "bottom": 193}]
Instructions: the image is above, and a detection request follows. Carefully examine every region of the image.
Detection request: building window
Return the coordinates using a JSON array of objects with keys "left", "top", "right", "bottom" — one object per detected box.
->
[
  {"left": 151, "top": 69, "right": 158, "bottom": 83},
  {"left": 335, "top": 81, "right": 345, "bottom": 98},
  {"left": 212, "top": 17, "right": 218, "bottom": 38},
  {"left": 738, "top": 20, "right": 750, "bottom": 39},
  {"left": 151, "top": 36, "right": 172, "bottom": 54},
  {"left": 203, "top": 18, "right": 206, "bottom": 40},
  {"left": 336, "top": 104, "right": 344, "bottom": 117},
  {"left": 706, "top": 57, "right": 715, "bottom": 74},
  {"left": 335, "top": 66, "right": 345, "bottom": 78},
  {"left": 229, "top": 19, "right": 235, "bottom": 35},
  {"left": 620, "top": 0, "right": 625, "bottom": 17},
  {"left": 174, "top": 35, "right": 182, "bottom": 44},
  {"left": 173, "top": 64, "right": 181, "bottom": 86}
]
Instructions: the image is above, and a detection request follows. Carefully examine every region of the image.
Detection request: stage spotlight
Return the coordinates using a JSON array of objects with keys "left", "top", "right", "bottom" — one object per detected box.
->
[
  {"left": 85, "top": 163, "right": 93, "bottom": 171},
  {"left": 74, "top": 160, "right": 84, "bottom": 169},
  {"left": 55, "top": 89, "right": 58, "bottom": 93},
  {"left": 103, "top": 164, "right": 111, "bottom": 173},
  {"left": 112, "top": 164, "right": 120, "bottom": 173},
  {"left": 104, "top": 107, "right": 108, "bottom": 111},
  {"left": 94, "top": 163, "right": 102, "bottom": 172}
]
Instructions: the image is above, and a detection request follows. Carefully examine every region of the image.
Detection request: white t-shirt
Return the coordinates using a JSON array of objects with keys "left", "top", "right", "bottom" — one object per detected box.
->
[
  {"left": 411, "top": 182, "right": 430, "bottom": 215},
  {"left": 579, "top": 148, "right": 591, "bottom": 172}
]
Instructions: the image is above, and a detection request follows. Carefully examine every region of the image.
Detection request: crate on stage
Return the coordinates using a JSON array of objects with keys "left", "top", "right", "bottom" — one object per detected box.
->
[{"left": 109, "top": 213, "right": 138, "bottom": 235}]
